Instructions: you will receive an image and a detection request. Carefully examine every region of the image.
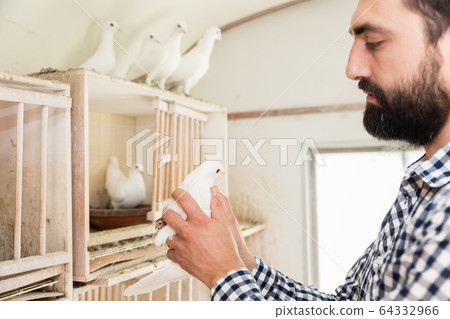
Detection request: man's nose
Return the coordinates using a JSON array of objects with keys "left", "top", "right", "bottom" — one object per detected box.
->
[{"left": 346, "top": 43, "right": 371, "bottom": 81}]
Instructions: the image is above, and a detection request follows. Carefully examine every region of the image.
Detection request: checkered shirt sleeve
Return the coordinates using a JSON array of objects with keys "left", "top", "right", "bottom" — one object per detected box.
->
[
  {"left": 211, "top": 257, "right": 341, "bottom": 301},
  {"left": 211, "top": 143, "right": 450, "bottom": 301}
]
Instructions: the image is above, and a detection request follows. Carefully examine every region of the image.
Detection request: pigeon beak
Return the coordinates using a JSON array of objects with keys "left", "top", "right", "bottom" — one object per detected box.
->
[
  {"left": 155, "top": 39, "right": 160, "bottom": 44},
  {"left": 219, "top": 169, "right": 225, "bottom": 175},
  {"left": 118, "top": 27, "right": 123, "bottom": 32},
  {"left": 183, "top": 29, "right": 187, "bottom": 35}
]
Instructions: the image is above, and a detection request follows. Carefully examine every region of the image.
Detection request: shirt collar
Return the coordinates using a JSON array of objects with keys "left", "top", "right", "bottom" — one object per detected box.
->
[{"left": 413, "top": 142, "right": 450, "bottom": 188}]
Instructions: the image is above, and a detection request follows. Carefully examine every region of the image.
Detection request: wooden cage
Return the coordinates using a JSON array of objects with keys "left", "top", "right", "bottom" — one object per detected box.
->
[
  {"left": 0, "top": 72, "right": 73, "bottom": 300},
  {"left": 35, "top": 69, "right": 231, "bottom": 300}
]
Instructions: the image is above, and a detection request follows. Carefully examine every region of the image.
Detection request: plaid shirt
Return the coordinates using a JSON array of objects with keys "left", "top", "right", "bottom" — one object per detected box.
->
[{"left": 211, "top": 142, "right": 450, "bottom": 301}]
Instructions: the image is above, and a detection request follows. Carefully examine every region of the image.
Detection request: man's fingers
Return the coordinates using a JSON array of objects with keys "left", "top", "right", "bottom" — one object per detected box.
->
[
  {"left": 216, "top": 190, "right": 233, "bottom": 216},
  {"left": 166, "top": 236, "right": 176, "bottom": 249},
  {"left": 167, "top": 248, "right": 177, "bottom": 263},
  {"left": 171, "top": 189, "right": 206, "bottom": 221},
  {"left": 210, "top": 187, "right": 227, "bottom": 223},
  {"left": 213, "top": 187, "right": 238, "bottom": 226},
  {"left": 162, "top": 209, "right": 186, "bottom": 232}
]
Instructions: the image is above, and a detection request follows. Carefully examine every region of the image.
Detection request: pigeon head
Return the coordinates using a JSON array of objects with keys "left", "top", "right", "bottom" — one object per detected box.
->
[
  {"left": 105, "top": 20, "right": 122, "bottom": 34},
  {"left": 133, "top": 163, "right": 144, "bottom": 175},
  {"left": 148, "top": 34, "right": 160, "bottom": 44},
  {"left": 197, "top": 161, "right": 225, "bottom": 182},
  {"left": 206, "top": 27, "right": 222, "bottom": 41},
  {"left": 175, "top": 22, "right": 188, "bottom": 35}
]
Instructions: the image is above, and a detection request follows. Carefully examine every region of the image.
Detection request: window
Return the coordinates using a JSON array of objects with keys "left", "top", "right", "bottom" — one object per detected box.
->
[{"left": 313, "top": 149, "right": 423, "bottom": 293}]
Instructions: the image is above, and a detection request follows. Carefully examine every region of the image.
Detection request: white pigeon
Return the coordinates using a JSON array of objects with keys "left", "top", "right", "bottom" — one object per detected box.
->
[
  {"left": 105, "top": 156, "right": 146, "bottom": 209},
  {"left": 125, "top": 34, "right": 164, "bottom": 81},
  {"left": 145, "top": 22, "right": 187, "bottom": 89},
  {"left": 166, "top": 27, "right": 222, "bottom": 96},
  {"left": 124, "top": 161, "right": 225, "bottom": 296},
  {"left": 80, "top": 20, "right": 122, "bottom": 75}
]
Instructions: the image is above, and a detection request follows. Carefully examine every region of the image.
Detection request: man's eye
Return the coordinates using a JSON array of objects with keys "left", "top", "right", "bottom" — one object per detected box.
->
[{"left": 366, "top": 41, "right": 382, "bottom": 50}]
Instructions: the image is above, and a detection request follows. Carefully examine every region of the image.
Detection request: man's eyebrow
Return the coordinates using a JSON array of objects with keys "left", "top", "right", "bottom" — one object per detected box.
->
[{"left": 349, "top": 23, "right": 387, "bottom": 36}]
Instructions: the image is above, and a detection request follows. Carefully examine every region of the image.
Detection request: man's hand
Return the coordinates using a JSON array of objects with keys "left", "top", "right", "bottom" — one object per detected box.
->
[
  {"left": 164, "top": 188, "right": 246, "bottom": 289},
  {"left": 211, "top": 186, "right": 256, "bottom": 271}
]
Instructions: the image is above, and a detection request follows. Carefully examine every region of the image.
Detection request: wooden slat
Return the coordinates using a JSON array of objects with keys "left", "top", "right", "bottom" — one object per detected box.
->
[
  {"left": 228, "top": 103, "right": 365, "bottom": 120},
  {"left": 14, "top": 102, "right": 24, "bottom": 261},
  {"left": 183, "top": 116, "right": 189, "bottom": 179},
  {"left": 165, "top": 283, "right": 170, "bottom": 301},
  {"left": 177, "top": 116, "right": 184, "bottom": 187},
  {"left": 193, "top": 118, "right": 201, "bottom": 166},
  {"left": 51, "top": 70, "right": 90, "bottom": 279},
  {"left": 89, "top": 242, "right": 165, "bottom": 273},
  {"left": 172, "top": 104, "right": 208, "bottom": 122},
  {"left": 221, "top": 0, "right": 310, "bottom": 33},
  {"left": 152, "top": 97, "right": 209, "bottom": 122},
  {"left": 199, "top": 121, "right": 204, "bottom": 164},
  {"left": 189, "top": 117, "right": 195, "bottom": 172},
  {"left": 0, "top": 280, "right": 58, "bottom": 301},
  {"left": 163, "top": 110, "right": 171, "bottom": 200},
  {"left": 177, "top": 280, "right": 182, "bottom": 301},
  {"left": 93, "top": 257, "right": 171, "bottom": 287},
  {"left": 0, "top": 86, "right": 71, "bottom": 108},
  {"left": 0, "top": 265, "right": 64, "bottom": 294},
  {"left": 241, "top": 224, "right": 266, "bottom": 238},
  {"left": 157, "top": 110, "right": 166, "bottom": 203},
  {"left": 5, "top": 291, "right": 63, "bottom": 301},
  {"left": 188, "top": 277, "right": 193, "bottom": 301},
  {"left": 170, "top": 109, "right": 178, "bottom": 191},
  {"left": 0, "top": 71, "right": 69, "bottom": 92},
  {"left": 88, "top": 224, "right": 156, "bottom": 247},
  {"left": 89, "top": 237, "right": 155, "bottom": 260},
  {"left": 40, "top": 106, "right": 48, "bottom": 256},
  {"left": 183, "top": 0, "right": 310, "bottom": 54},
  {"left": 151, "top": 108, "right": 161, "bottom": 215},
  {"left": 64, "top": 106, "right": 73, "bottom": 300},
  {"left": 0, "top": 251, "right": 69, "bottom": 277}
]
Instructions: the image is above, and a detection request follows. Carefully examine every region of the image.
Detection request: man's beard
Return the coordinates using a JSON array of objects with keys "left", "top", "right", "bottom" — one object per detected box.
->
[{"left": 361, "top": 54, "right": 450, "bottom": 147}]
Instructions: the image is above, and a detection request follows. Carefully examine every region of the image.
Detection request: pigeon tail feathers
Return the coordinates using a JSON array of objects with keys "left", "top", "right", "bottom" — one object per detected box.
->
[{"left": 124, "top": 263, "right": 189, "bottom": 296}]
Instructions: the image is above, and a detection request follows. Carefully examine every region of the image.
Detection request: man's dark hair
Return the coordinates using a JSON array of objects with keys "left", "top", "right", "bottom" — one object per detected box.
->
[{"left": 403, "top": 0, "right": 450, "bottom": 44}]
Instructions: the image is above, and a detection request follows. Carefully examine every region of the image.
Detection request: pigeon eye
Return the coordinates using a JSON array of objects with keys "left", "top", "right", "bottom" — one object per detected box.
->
[
  {"left": 110, "top": 23, "right": 114, "bottom": 27},
  {"left": 178, "top": 24, "right": 181, "bottom": 28},
  {"left": 216, "top": 169, "right": 220, "bottom": 174}
]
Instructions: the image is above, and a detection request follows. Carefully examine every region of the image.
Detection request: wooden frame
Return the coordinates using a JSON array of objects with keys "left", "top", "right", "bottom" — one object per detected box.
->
[
  {"left": 35, "top": 69, "right": 229, "bottom": 290},
  {"left": 0, "top": 72, "right": 73, "bottom": 300}
]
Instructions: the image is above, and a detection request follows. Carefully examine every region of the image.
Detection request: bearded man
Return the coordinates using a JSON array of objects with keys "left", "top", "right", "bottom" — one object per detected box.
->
[{"left": 162, "top": 0, "right": 450, "bottom": 300}]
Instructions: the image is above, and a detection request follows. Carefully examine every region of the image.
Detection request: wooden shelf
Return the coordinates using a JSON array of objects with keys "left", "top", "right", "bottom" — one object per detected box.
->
[
  {"left": 33, "top": 68, "right": 229, "bottom": 290},
  {"left": 34, "top": 69, "right": 225, "bottom": 116},
  {"left": 86, "top": 223, "right": 264, "bottom": 286},
  {"left": 0, "top": 252, "right": 69, "bottom": 277}
]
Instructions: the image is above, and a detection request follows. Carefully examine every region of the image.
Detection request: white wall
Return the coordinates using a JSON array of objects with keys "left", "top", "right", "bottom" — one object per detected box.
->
[
  {"left": 191, "top": 0, "right": 392, "bottom": 285},
  {"left": 192, "top": 0, "right": 364, "bottom": 110}
]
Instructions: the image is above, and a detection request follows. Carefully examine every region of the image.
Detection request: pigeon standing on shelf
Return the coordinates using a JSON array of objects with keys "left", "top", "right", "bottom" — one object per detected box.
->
[
  {"left": 166, "top": 27, "right": 222, "bottom": 96},
  {"left": 125, "top": 34, "right": 164, "bottom": 81},
  {"left": 145, "top": 22, "right": 187, "bottom": 89},
  {"left": 105, "top": 156, "right": 146, "bottom": 209},
  {"left": 124, "top": 161, "right": 225, "bottom": 296},
  {"left": 80, "top": 20, "right": 122, "bottom": 75}
]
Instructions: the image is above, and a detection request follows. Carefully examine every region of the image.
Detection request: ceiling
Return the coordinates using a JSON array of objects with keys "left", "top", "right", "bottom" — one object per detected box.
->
[{"left": 0, "top": 0, "right": 305, "bottom": 75}]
